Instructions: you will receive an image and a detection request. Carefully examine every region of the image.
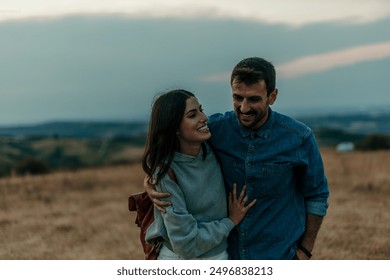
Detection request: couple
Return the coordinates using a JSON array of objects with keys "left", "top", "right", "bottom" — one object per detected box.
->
[{"left": 141, "top": 57, "right": 330, "bottom": 260}]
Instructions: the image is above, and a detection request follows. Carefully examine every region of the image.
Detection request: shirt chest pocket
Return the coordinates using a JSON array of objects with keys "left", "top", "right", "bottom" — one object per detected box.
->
[{"left": 254, "top": 163, "right": 294, "bottom": 198}]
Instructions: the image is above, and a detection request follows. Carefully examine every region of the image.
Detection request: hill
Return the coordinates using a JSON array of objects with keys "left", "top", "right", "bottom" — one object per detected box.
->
[
  {"left": 297, "top": 111, "right": 390, "bottom": 136},
  {"left": 0, "top": 121, "right": 148, "bottom": 177},
  {"left": 0, "top": 121, "right": 147, "bottom": 138},
  {"left": 1, "top": 111, "right": 389, "bottom": 139},
  {"left": 297, "top": 111, "right": 390, "bottom": 147}
]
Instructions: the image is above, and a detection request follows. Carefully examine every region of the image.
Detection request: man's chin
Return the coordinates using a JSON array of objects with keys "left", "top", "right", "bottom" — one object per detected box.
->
[
  {"left": 238, "top": 118, "right": 255, "bottom": 128},
  {"left": 235, "top": 112, "right": 258, "bottom": 128}
]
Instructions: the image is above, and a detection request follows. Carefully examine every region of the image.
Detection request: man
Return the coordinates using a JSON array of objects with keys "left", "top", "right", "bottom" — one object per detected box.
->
[{"left": 147, "top": 57, "right": 329, "bottom": 260}]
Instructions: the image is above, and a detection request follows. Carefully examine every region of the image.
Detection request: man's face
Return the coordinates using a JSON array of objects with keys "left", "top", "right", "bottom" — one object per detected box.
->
[{"left": 232, "top": 79, "right": 277, "bottom": 130}]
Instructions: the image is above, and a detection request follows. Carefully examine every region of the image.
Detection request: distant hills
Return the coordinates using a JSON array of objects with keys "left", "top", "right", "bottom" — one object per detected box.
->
[
  {"left": 297, "top": 111, "right": 390, "bottom": 136},
  {"left": 297, "top": 111, "right": 390, "bottom": 146},
  {"left": 0, "top": 121, "right": 148, "bottom": 176},
  {"left": 0, "top": 112, "right": 389, "bottom": 139},
  {"left": 0, "top": 121, "right": 147, "bottom": 139}
]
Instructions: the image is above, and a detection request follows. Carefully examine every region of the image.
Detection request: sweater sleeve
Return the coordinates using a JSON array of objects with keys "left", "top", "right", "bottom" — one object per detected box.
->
[{"left": 158, "top": 176, "right": 234, "bottom": 259}]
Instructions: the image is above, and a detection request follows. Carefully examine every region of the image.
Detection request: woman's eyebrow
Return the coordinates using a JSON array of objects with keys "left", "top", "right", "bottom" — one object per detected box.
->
[{"left": 185, "top": 108, "right": 197, "bottom": 115}]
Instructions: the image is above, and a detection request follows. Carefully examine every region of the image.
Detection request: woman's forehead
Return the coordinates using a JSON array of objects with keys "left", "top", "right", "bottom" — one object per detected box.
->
[{"left": 185, "top": 96, "right": 200, "bottom": 110}]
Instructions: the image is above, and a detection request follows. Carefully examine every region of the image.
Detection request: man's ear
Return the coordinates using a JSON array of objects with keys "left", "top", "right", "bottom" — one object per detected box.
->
[{"left": 269, "top": 88, "right": 278, "bottom": 105}]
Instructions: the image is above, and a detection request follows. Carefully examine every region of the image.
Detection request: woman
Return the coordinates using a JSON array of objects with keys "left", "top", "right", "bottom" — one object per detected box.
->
[{"left": 142, "top": 89, "right": 256, "bottom": 260}]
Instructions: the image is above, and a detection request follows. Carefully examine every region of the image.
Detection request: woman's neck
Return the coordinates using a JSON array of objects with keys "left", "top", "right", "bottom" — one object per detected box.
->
[{"left": 178, "top": 142, "right": 202, "bottom": 157}]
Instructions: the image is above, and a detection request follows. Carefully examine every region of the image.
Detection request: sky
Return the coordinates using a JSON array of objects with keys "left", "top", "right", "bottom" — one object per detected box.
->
[{"left": 1, "top": 0, "right": 390, "bottom": 125}]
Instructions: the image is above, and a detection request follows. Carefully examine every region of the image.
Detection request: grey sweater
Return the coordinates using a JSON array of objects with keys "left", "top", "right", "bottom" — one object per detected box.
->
[{"left": 145, "top": 144, "right": 234, "bottom": 259}]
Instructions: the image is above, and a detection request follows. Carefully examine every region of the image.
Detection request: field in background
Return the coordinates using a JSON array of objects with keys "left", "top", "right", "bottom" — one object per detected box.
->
[{"left": 1, "top": 148, "right": 389, "bottom": 260}]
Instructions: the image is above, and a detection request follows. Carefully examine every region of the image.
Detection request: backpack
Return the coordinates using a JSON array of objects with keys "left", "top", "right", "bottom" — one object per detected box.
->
[{"left": 128, "top": 168, "right": 177, "bottom": 260}]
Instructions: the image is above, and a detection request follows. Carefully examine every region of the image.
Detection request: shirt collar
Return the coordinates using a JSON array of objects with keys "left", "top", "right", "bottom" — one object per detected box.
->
[{"left": 235, "top": 108, "right": 274, "bottom": 139}]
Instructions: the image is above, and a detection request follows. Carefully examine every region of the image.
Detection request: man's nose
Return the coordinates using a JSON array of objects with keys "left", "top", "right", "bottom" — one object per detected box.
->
[{"left": 240, "top": 99, "right": 250, "bottom": 113}]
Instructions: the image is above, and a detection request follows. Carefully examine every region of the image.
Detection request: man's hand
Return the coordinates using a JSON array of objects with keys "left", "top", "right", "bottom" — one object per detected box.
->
[
  {"left": 295, "top": 213, "right": 323, "bottom": 260},
  {"left": 144, "top": 175, "right": 171, "bottom": 213}
]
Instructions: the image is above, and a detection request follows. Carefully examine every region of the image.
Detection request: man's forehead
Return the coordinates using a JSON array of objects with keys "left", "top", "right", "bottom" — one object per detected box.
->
[
  {"left": 232, "top": 80, "right": 267, "bottom": 92},
  {"left": 232, "top": 79, "right": 266, "bottom": 87}
]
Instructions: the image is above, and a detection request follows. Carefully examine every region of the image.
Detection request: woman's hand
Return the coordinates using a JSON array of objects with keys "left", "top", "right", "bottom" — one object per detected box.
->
[{"left": 228, "top": 184, "right": 257, "bottom": 226}]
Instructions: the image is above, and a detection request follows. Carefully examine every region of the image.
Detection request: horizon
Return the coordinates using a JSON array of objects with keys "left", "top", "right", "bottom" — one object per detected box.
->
[{"left": 1, "top": 104, "right": 390, "bottom": 128}]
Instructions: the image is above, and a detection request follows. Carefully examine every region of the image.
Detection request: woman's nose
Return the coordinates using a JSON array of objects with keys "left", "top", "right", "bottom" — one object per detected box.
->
[{"left": 201, "top": 112, "right": 208, "bottom": 122}]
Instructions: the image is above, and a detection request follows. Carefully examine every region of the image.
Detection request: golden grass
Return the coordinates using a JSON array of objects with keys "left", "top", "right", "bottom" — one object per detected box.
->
[
  {"left": 0, "top": 149, "right": 389, "bottom": 259},
  {"left": 0, "top": 164, "right": 145, "bottom": 260},
  {"left": 315, "top": 149, "right": 390, "bottom": 259}
]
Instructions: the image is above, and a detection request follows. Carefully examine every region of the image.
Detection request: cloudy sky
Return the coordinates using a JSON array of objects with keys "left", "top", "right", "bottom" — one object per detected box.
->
[{"left": 1, "top": 0, "right": 389, "bottom": 125}]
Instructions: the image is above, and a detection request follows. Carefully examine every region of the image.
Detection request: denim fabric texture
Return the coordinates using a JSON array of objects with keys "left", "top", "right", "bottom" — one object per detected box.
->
[{"left": 208, "top": 108, "right": 329, "bottom": 260}]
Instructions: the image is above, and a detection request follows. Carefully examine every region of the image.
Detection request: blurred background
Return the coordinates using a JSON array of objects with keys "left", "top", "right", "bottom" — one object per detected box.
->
[{"left": 0, "top": 0, "right": 389, "bottom": 259}]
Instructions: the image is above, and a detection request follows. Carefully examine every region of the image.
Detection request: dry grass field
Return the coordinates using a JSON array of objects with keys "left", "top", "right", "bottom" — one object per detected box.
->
[{"left": 0, "top": 148, "right": 389, "bottom": 260}]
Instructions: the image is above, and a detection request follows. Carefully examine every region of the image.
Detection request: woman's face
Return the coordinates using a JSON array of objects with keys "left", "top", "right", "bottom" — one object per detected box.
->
[{"left": 177, "top": 96, "right": 210, "bottom": 153}]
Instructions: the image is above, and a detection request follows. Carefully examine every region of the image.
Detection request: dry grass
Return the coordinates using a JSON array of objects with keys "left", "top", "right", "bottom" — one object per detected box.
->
[
  {"left": 315, "top": 149, "right": 390, "bottom": 259},
  {"left": 0, "top": 164, "right": 145, "bottom": 260},
  {"left": 0, "top": 149, "right": 389, "bottom": 259}
]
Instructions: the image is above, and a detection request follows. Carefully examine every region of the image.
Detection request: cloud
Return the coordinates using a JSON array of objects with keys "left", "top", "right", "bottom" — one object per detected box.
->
[
  {"left": 1, "top": 0, "right": 389, "bottom": 26},
  {"left": 202, "top": 41, "right": 390, "bottom": 82},
  {"left": 277, "top": 41, "right": 390, "bottom": 79}
]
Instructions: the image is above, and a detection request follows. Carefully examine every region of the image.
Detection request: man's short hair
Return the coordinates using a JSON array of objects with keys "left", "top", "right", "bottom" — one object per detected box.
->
[{"left": 230, "top": 57, "right": 276, "bottom": 95}]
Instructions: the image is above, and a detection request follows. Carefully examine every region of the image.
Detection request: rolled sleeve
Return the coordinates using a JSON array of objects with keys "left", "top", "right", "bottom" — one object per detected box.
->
[{"left": 306, "top": 200, "right": 329, "bottom": 216}]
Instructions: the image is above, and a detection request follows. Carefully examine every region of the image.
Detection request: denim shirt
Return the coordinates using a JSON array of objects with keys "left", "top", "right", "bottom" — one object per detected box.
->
[{"left": 208, "top": 109, "right": 329, "bottom": 260}]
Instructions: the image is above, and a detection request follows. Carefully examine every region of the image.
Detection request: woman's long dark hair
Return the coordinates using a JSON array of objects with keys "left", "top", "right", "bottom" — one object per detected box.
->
[{"left": 142, "top": 89, "right": 195, "bottom": 184}]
